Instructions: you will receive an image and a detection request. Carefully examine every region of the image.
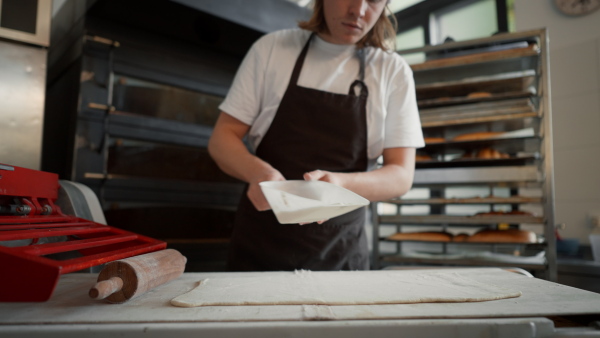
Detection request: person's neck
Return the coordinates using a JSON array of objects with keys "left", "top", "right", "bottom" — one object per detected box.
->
[{"left": 316, "top": 32, "right": 356, "bottom": 46}]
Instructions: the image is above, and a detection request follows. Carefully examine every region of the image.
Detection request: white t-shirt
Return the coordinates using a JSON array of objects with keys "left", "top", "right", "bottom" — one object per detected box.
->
[{"left": 219, "top": 28, "right": 424, "bottom": 161}]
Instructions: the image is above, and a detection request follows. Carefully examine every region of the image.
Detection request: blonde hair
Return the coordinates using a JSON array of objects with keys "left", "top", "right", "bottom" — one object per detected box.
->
[{"left": 298, "top": 0, "right": 398, "bottom": 51}]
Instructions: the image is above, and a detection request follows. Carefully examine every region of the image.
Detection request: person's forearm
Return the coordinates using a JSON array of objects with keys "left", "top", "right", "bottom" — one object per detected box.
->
[
  {"left": 208, "top": 112, "right": 285, "bottom": 211},
  {"left": 208, "top": 133, "right": 278, "bottom": 185},
  {"left": 303, "top": 148, "right": 416, "bottom": 201},
  {"left": 342, "top": 164, "right": 414, "bottom": 201}
]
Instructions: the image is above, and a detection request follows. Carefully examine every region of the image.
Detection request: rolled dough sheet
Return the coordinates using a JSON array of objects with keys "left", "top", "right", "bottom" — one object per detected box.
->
[{"left": 171, "top": 269, "right": 521, "bottom": 308}]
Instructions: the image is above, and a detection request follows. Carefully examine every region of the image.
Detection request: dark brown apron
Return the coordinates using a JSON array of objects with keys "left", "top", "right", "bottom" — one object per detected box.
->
[{"left": 228, "top": 34, "right": 370, "bottom": 271}]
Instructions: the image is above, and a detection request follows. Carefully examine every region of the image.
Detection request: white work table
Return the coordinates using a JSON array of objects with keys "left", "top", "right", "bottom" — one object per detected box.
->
[{"left": 1, "top": 268, "right": 600, "bottom": 337}]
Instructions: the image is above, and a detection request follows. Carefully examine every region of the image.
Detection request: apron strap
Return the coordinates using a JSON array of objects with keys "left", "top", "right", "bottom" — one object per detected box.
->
[
  {"left": 349, "top": 48, "right": 368, "bottom": 98},
  {"left": 288, "top": 33, "right": 314, "bottom": 89},
  {"left": 357, "top": 48, "right": 366, "bottom": 82},
  {"left": 291, "top": 33, "right": 368, "bottom": 98}
]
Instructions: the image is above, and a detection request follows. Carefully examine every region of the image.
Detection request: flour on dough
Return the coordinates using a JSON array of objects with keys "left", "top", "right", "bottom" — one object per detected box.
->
[{"left": 170, "top": 269, "right": 521, "bottom": 308}]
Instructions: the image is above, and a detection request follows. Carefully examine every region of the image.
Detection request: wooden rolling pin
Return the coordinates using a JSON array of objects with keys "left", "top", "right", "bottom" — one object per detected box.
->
[{"left": 89, "top": 249, "right": 187, "bottom": 304}]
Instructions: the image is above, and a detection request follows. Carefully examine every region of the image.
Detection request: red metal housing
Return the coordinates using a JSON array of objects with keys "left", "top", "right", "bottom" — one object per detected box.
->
[{"left": 0, "top": 164, "right": 166, "bottom": 302}]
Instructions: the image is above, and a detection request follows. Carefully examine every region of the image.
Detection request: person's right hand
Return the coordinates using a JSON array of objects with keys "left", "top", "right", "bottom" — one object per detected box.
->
[{"left": 247, "top": 170, "right": 286, "bottom": 211}]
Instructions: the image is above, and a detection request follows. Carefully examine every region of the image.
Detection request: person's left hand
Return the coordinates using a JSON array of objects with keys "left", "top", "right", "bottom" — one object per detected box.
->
[
  {"left": 300, "top": 169, "right": 339, "bottom": 225},
  {"left": 303, "top": 169, "right": 341, "bottom": 186}
]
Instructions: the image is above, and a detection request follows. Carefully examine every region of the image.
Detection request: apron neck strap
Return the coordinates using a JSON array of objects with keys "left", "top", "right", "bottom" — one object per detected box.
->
[
  {"left": 290, "top": 33, "right": 368, "bottom": 97},
  {"left": 356, "top": 48, "right": 366, "bottom": 82},
  {"left": 350, "top": 48, "right": 368, "bottom": 98},
  {"left": 288, "top": 33, "right": 314, "bottom": 86}
]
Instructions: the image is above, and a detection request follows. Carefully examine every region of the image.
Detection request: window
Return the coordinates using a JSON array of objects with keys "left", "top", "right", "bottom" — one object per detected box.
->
[
  {"left": 392, "top": 0, "right": 510, "bottom": 54},
  {"left": 429, "top": 0, "right": 498, "bottom": 45},
  {"left": 388, "top": 0, "right": 426, "bottom": 13},
  {"left": 395, "top": 26, "right": 426, "bottom": 64}
]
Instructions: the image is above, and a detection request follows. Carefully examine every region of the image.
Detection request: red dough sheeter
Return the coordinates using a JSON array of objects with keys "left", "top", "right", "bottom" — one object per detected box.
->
[{"left": 0, "top": 163, "right": 166, "bottom": 302}]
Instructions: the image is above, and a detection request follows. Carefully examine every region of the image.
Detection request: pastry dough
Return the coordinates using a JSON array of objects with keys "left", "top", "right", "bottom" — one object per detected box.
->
[
  {"left": 461, "top": 147, "right": 509, "bottom": 159},
  {"left": 467, "top": 229, "right": 537, "bottom": 244},
  {"left": 387, "top": 230, "right": 535, "bottom": 243},
  {"left": 170, "top": 270, "right": 521, "bottom": 307},
  {"left": 453, "top": 233, "right": 470, "bottom": 242},
  {"left": 453, "top": 132, "right": 504, "bottom": 141},
  {"left": 478, "top": 147, "right": 509, "bottom": 159},
  {"left": 387, "top": 231, "right": 452, "bottom": 242},
  {"left": 467, "top": 92, "right": 493, "bottom": 99}
]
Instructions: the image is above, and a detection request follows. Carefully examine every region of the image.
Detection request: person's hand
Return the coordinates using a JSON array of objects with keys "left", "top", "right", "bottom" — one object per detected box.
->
[
  {"left": 301, "top": 169, "right": 339, "bottom": 225},
  {"left": 303, "top": 169, "right": 341, "bottom": 186},
  {"left": 247, "top": 170, "right": 286, "bottom": 211}
]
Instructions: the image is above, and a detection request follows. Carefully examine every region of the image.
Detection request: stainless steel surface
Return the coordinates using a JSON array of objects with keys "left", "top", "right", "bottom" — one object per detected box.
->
[
  {"left": 3, "top": 268, "right": 599, "bottom": 321},
  {"left": 0, "top": 0, "right": 51, "bottom": 46},
  {"left": 0, "top": 319, "right": 559, "bottom": 338},
  {"left": 0, "top": 40, "right": 47, "bottom": 170},
  {"left": 557, "top": 258, "right": 600, "bottom": 294},
  {"left": 1, "top": 268, "right": 599, "bottom": 337}
]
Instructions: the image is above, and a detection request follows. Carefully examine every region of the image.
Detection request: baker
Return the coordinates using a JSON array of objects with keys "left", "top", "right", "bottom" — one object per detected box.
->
[{"left": 208, "top": 0, "right": 424, "bottom": 271}]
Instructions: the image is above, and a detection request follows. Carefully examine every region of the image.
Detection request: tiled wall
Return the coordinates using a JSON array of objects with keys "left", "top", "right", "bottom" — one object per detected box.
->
[{"left": 515, "top": 1, "right": 600, "bottom": 244}]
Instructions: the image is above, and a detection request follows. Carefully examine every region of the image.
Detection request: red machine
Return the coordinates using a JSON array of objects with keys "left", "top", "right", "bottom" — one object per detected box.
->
[{"left": 0, "top": 164, "right": 166, "bottom": 302}]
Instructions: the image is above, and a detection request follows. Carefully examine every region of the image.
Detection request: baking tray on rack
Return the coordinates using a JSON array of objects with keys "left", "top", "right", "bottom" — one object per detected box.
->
[
  {"left": 379, "top": 214, "right": 544, "bottom": 225},
  {"left": 419, "top": 100, "right": 538, "bottom": 128},
  {"left": 416, "top": 155, "right": 538, "bottom": 169},
  {"left": 385, "top": 196, "right": 543, "bottom": 205},
  {"left": 416, "top": 70, "right": 537, "bottom": 108}
]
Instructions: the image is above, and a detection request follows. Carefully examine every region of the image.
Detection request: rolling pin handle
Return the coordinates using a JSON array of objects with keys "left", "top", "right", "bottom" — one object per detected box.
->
[{"left": 89, "top": 276, "right": 124, "bottom": 300}]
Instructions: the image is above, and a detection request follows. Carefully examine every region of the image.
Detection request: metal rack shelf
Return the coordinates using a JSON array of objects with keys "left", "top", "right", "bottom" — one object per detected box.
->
[
  {"left": 416, "top": 156, "right": 539, "bottom": 169},
  {"left": 409, "top": 44, "right": 540, "bottom": 71},
  {"left": 372, "top": 29, "right": 556, "bottom": 280},
  {"left": 380, "top": 239, "right": 547, "bottom": 248},
  {"left": 385, "top": 196, "right": 543, "bottom": 205},
  {"left": 380, "top": 254, "right": 547, "bottom": 271},
  {"left": 379, "top": 214, "right": 544, "bottom": 225},
  {"left": 419, "top": 98, "right": 538, "bottom": 128},
  {"left": 414, "top": 166, "right": 541, "bottom": 184}
]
